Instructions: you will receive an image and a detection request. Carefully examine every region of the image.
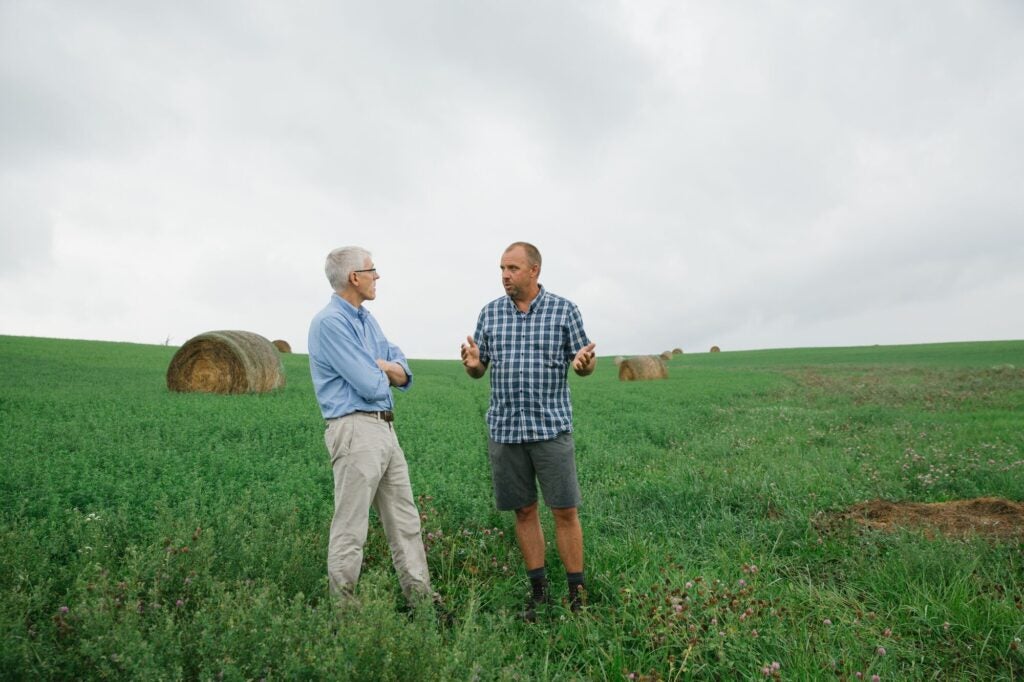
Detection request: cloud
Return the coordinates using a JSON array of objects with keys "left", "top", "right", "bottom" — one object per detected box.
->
[{"left": 2, "top": 1, "right": 1022, "bottom": 357}]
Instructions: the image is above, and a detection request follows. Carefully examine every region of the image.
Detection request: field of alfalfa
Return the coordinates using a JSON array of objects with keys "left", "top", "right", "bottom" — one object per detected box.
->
[{"left": 2, "top": 335, "right": 1023, "bottom": 680}]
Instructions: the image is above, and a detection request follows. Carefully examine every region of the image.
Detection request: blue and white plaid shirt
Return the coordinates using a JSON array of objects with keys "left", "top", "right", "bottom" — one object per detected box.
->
[{"left": 474, "top": 286, "right": 592, "bottom": 444}]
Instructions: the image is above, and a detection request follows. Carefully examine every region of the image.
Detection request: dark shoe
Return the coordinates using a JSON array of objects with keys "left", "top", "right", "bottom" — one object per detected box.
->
[
  {"left": 402, "top": 590, "right": 453, "bottom": 627},
  {"left": 568, "top": 584, "right": 586, "bottom": 613},
  {"left": 521, "top": 590, "right": 552, "bottom": 623},
  {"left": 430, "top": 592, "right": 455, "bottom": 628}
]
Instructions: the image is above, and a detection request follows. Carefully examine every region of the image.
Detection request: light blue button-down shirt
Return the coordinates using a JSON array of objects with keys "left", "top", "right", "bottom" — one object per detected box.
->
[{"left": 308, "top": 294, "right": 413, "bottom": 419}]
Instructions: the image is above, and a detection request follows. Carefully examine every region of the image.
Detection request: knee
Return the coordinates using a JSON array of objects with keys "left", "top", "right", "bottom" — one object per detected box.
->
[
  {"left": 514, "top": 502, "right": 540, "bottom": 523},
  {"left": 551, "top": 507, "right": 578, "bottom": 527}
]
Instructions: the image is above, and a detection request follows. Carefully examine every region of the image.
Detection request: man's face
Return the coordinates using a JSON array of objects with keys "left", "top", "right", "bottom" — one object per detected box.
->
[
  {"left": 500, "top": 247, "right": 538, "bottom": 300},
  {"left": 351, "top": 258, "right": 379, "bottom": 302}
]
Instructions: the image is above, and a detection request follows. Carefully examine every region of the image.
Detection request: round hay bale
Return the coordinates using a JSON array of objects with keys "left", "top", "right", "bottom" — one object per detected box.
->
[
  {"left": 672, "top": 348, "right": 683, "bottom": 355},
  {"left": 614, "top": 356, "right": 625, "bottom": 367},
  {"left": 710, "top": 345, "right": 721, "bottom": 353},
  {"left": 272, "top": 339, "right": 292, "bottom": 353},
  {"left": 660, "top": 351, "right": 672, "bottom": 360},
  {"left": 618, "top": 355, "right": 669, "bottom": 381},
  {"left": 167, "top": 330, "right": 286, "bottom": 394}
]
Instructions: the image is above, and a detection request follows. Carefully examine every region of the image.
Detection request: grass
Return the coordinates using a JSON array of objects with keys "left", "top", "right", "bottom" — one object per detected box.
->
[{"left": 1, "top": 335, "right": 1022, "bottom": 679}]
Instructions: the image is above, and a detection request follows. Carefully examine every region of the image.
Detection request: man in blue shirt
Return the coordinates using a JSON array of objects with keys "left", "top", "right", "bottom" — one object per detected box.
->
[
  {"left": 309, "top": 246, "right": 431, "bottom": 604},
  {"left": 461, "top": 242, "right": 596, "bottom": 619}
]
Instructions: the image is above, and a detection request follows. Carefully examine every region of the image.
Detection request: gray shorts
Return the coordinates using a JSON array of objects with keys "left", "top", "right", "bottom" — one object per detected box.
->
[{"left": 487, "top": 432, "right": 581, "bottom": 511}]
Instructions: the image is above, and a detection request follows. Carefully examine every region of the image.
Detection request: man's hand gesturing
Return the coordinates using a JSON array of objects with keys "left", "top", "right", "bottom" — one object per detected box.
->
[
  {"left": 461, "top": 336, "right": 486, "bottom": 378},
  {"left": 572, "top": 342, "right": 597, "bottom": 376}
]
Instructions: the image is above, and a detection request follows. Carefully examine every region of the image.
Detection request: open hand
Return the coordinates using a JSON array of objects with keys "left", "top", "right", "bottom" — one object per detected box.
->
[
  {"left": 572, "top": 342, "right": 597, "bottom": 374},
  {"left": 461, "top": 336, "right": 487, "bottom": 378}
]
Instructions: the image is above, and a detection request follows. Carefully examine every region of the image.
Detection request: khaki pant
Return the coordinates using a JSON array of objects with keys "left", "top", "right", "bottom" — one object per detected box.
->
[{"left": 324, "top": 412, "right": 430, "bottom": 598}]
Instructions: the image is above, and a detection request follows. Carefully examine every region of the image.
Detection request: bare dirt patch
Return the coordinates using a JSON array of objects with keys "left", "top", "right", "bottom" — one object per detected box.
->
[{"left": 825, "top": 497, "right": 1024, "bottom": 540}]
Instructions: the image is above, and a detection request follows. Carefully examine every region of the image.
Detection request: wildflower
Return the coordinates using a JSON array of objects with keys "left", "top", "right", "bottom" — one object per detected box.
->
[
  {"left": 175, "top": 599, "right": 184, "bottom": 607},
  {"left": 882, "top": 628, "right": 892, "bottom": 637},
  {"left": 871, "top": 676, "right": 881, "bottom": 682},
  {"left": 855, "top": 673, "right": 863, "bottom": 680},
  {"left": 750, "top": 629, "right": 759, "bottom": 638},
  {"left": 876, "top": 646, "right": 886, "bottom": 656},
  {"left": 823, "top": 618, "right": 832, "bottom": 626},
  {"left": 738, "top": 579, "right": 747, "bottom": 587},
  {"left": 771, "top": 662, "right": 780, "bottom": 672},
  {"left": 58, "top": 606, "right": 69, "bottom": 614},
  {"left": 761, "top": 666, "right": 772, "bottom": 677},
  {"left": 685, "top": 581, "right": 694, "bottom": 589}
]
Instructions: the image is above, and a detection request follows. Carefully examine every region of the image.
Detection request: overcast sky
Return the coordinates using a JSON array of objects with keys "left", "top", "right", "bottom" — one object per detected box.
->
[{"left": 2, "top": 1, "right": 1022, "bottom": 359}]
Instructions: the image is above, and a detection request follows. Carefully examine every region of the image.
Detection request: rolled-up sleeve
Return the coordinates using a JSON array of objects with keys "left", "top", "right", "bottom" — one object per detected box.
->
[{"left": 386, "top": 341, "right": 414, "bottom": 391}]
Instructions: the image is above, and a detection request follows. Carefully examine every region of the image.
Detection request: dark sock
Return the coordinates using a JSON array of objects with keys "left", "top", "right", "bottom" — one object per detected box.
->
[{"left": 527, "top": 567, "right": 548, "bottom": 600}]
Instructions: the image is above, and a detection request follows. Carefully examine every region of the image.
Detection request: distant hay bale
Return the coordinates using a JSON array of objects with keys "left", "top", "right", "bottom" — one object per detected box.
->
[
  {"left": 167, "top": 330, "right": 286, "bottom": 394},
  {"left": 618, "top": 355, "right": 669, "bottom": 381},
  {"left": 272, "top": 339, "right": 292, "bottom": 353},
  {"left": 710, "top": 345, "right": 721, "bottom": 353},
  {"left": 672, "top": 348, "right": 683, "bottom": 355},
  {"left": 614, "top": 356, "right": 625, "bottom": 366},
  {"left": 660, "top": 351, "right": 672, "bottom": 360}
]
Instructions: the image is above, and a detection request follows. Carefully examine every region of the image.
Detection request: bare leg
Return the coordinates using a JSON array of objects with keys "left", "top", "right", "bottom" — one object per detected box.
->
[
  {"left": 552, "top": 506, "right": 583, "bottom": 574},
  {"left": 514, "top": 502, "right": 546, "bottom": 570}
]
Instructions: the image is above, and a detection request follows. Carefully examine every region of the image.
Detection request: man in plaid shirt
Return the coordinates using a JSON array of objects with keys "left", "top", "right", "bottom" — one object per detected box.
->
[{"left": 461, "top": 242, "right": 597, "bottom": 619}]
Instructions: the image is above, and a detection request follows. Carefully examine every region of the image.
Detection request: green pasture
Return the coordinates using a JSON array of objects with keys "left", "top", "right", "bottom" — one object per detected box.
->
[{"left": 1, "top": 335, "right": 1023, "bottom": 680}]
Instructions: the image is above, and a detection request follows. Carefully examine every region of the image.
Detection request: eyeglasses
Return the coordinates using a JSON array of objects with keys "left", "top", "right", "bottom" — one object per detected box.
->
[{"left": 353, "top": 268, "right": 377, "bottom": 275}]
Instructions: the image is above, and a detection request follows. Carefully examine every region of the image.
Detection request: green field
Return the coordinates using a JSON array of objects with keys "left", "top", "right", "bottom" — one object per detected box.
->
[{"left": 2, "top": 335, "right": 1023, "bottom": 680}]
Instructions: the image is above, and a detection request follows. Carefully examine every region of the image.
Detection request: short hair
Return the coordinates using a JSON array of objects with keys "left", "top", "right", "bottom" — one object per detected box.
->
[
  {"left": 325, "top": 246, "right": 371, "bottom": 290},
  {"left": 505, "top": 241, "right": 542, "bottom": 268}
]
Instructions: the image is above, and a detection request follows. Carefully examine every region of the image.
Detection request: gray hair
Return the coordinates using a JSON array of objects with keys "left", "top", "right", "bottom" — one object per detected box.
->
[{"left": 325, "top": 246, "right": 371, "bottom": 291}]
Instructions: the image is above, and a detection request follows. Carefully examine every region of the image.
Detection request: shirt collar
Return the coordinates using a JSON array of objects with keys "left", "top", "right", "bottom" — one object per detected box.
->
[
  {"left": 331, "top": 293, "right": 367, "bottom": 321},
  {"left": 505, "top": 285, "right": 546, "bottom": 314}
]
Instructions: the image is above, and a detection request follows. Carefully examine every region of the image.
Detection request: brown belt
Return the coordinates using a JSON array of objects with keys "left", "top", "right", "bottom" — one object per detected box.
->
[{"left": 356, "top": 410, "right": 394, "bottom": 422}]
